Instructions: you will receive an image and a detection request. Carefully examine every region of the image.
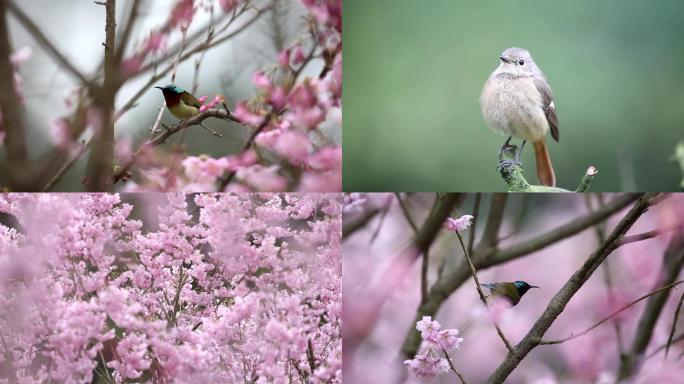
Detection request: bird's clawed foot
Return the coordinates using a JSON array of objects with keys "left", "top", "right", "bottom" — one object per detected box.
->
[
  {"left": 497, "top": 159, "right": 521, "bottom": 172},
  {"left": 497, "top": 138, "right": 526, "bottom": 171}
]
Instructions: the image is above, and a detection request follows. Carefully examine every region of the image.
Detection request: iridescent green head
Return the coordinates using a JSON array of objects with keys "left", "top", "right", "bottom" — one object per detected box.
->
[
  {"left": 513, "top": 281, "right": 540, "bottom": 296},
  {"left": 155, "top": 84, "right": 185, "bottom": 94}
]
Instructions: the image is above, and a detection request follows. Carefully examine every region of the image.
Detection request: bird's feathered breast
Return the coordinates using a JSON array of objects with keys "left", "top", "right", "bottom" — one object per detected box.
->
[
  {"left": 483, "top": 282, "right": 521, "bottom": 305},
  {"left": 161, "top": 90, "right": 183, "bottom": 107}
]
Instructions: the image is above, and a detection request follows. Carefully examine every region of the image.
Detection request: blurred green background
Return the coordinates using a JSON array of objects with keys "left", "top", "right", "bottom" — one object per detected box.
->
[{"left": 344, "top": 0, "right": 684, "bottom": 192}]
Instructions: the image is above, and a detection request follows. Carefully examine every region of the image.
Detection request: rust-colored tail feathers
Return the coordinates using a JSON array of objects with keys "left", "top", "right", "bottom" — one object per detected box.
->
[{"left": 533, "top": 140, "right": 556, "bottom": 187}]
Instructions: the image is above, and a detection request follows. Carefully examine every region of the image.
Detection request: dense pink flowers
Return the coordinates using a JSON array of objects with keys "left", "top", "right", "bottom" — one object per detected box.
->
[
  {"left": 404, "top": 316, "right": 463, "bottom": 378},
  {"left": 0, "top": 193, "right": 341, "bottom": 383},
  {"left": 112, "top": 0, "right": 342, "bottom": 192}
]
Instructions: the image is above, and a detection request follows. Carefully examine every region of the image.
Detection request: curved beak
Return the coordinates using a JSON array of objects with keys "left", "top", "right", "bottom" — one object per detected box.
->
[
  {"left": 499, "top": 55, "right": 511, "bottom": 64},
  {"left": 529, "top": 285, "right": 540, "bottom": 289},
  {"left": 154, "top": 86, "right": 163, "bottom": 90}
]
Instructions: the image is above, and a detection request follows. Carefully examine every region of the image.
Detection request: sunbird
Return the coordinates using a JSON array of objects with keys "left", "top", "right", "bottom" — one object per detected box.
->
[
  {"left": 155, "top": 84, "right": 222, "bottom": 136},
  {"left": 482, "top": 281, "right": 539, "bottom": 306},
  {"left": 155, "top": 84, "right": 202, "bottom": 119}
]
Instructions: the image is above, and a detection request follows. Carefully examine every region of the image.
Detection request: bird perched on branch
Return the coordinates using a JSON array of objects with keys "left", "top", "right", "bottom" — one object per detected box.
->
[
  {"left": 482, "top": 280, "right": 539, "bottom": 306},
  {"left": 155, "top": 84, "right": 202, "bottom": 119},
  {"left": 155, "top": 84, "right": 223, "bottom": 136},
  {"left": 480, "top": 47, "right": 560, "bottom": 187}
]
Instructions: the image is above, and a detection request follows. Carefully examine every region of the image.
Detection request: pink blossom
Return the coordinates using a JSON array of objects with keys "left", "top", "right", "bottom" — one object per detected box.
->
[
  {"left": 10, "top": 46, "right": 32, "bottom": 67},
  {"left": 0, "top": 193, "right": 341, "bottom": 383},
  {"left": 145, "top": 30, "right": 167, "bottom": 53},
  {"left": 166, "top": 0, "right": 195, "bottom": 31},
  {"left": 293, "top": 45, "right": 306, "bottom": 65},
  {"left": 416, "top": 315, "right": 441, "bottom": 339},
  {"left": 237, "top": 164, "right": 287, "bottom": 191},
  {"left": 278, "top": 48, "right": 290, "bottom": 67},
  {"left": 434, "top": 329, "right": 464, "bottom": 351},
  {"left": 252, "top": 71, "right": 272, "bottom": 91},
  {"left": 445, "top": 214, "right": 474, "bottom": 232},
  {"left": 233, "top": 102, "right": 265, "bottom": 126},
  {"left": 121, "top": 53, "right": 145, "bottom": 76},
  {"left": 404, "top": 354, "right": 449, "bottom": 378},
  {"left": 256, "top": 128, "right": 309, "bottom": 165},
  {"left": 219, "top": 0, "right": 239, "bottom": 13},
  {"left": 269, "top": 86, "right": 288, "bottom": 111}
]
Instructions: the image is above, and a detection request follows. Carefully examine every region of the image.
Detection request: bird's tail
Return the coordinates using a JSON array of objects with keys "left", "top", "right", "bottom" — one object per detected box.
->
[{"left": 533, "top": 139, "right": 556, "bottom": 187}]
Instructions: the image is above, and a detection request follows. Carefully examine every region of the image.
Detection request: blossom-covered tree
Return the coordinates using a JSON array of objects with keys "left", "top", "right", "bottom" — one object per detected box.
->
[
  {"left": 0, "top": 192, "right": 341, "bottom": 383},
  {"left": 0, "top": 0, "right": 341, "bottom": 192},
  {"left": 343, "top": 193, "right": 684, "bottom": 383}
]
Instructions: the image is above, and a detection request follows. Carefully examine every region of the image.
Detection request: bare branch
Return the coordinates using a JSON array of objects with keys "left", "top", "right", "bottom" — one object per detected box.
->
[
  {"left": 485, "top": 193, "right": 656, "bottom": 384},
  {"left": 617, "top": 234, "right": 684, "bottom": 379},
  {"left": 474, "top": 194, "right": 507, "bottom": 253},
  {"left": 0, "top": 0, "right": 27, "bottom": 164},
  {"left": 343, "top": 208, "right": 381, "bottom": 240},
  {"left": 401, "top": 193, "right": 640, "bottom": 358},
  {"left": 85, "top": 0, "right": 117, "bottom": 191},
  {"left": 539, "top": 280, "right": 684, "bottom": 345},
  {"left": 467, "top": 193, "right": 482, "bottom": 256},
  {"left": 455, "top": 230, "right": 514, "bottom": 353},
  {"left": 113, "top": 109, "right": 241, "bottom": 184},
  {"left": 7, "top": 1, "right": 91, "bottom": 85},
  {"left": 443, "top": 348, "right": 468, "bottom": 384},
  {"left": 664, "top": 288, "right": 684, "bottom": 360}
]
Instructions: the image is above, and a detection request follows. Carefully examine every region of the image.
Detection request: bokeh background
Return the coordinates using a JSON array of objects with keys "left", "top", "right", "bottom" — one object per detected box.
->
[
  {"left": 343, "top": 193, "right": 684, "bottom": 383},
  {"left": 344, "top": 0, "right": 684, "bottom": 191}
]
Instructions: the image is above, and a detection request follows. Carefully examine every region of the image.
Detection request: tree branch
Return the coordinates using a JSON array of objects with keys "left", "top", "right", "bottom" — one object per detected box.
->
[
  {"left": 473, "top": 194, "right": 507, "bottom": 253},
  {"left": 539, "top": 280, "right": 684, "bottom": 345},
  {"left": 664, "top": 287, "right": 684, "bottom": 360},
  {"left": 112, "top": 109, "right": 240, "bottom": 184},
  {"left": 617, "top": 233, "right": 684, "bottom": 379},
  {"left": 7, "top": 1, "right": 90, "bottom": 85},
  {"left": 455, "top": 230, "right": 514, "bottom": 353},
  {"left": 485, "top": 193, "right": 656, "bottom": 384},
  {"left": 0, "top": 0, "right": 27, "bottom": 164},
  {"left": 85, "top": 0, "right": 117, "bottom": 191},
  {"left": 400, "top": 193, "right": 639, "bottom": 357}
]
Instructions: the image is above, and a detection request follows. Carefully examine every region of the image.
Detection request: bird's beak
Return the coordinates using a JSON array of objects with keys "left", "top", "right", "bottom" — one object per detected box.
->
[
  {"left": 154, "top": 86, "right": 162, "bottom": 90},
  {"left": 530, "top": 285, "right": 540, "bottom": 289},
  {"left": 499, "top": 55, "right": 511, "bottom": 64}
]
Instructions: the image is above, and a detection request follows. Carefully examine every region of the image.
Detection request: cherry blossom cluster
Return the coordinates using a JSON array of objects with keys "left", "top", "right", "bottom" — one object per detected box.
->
[
  {"left": 404, "top": 316, "right": 464, "bottom": 378},
  {"left": 0, "top": 192, "right": 341, "bottom": 383},
  {"left": 119, "top": 0, "right": 342, "bottom": 192}
]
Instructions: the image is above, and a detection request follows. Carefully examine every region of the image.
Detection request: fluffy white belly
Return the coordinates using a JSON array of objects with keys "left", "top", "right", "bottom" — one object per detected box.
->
[{"left": 480, "top": 76, "right": 548, "bottom": 142}]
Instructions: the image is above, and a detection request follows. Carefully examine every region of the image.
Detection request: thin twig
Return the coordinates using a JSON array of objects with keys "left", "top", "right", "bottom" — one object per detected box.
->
[
  {"left": 485, "top": 194, "right": 656, "bottom": 384},
  {"left": 443, "top": 348, "right": 468, "bottom": 384},
  {"left": 467, "top": 193, "right": 482, "bottom": 257},
  {"left": 586, "top": 193, "right": 625, "bottom": 354},
  {"left": 7, "top": 1, "right": 91, "bottom": 86},
  {"left": 539, "top": 280, "right": 684, "bottom": 345},
  {"left": 394, "top": 193, "right": 427, "bottom": 302},
  {"left": 455, "top": 231, "right": 514, "bottom": 354},
  {"left": 113, "top": 109, "right": 241, "bottom": 183},
  {"left": 401, "top": 193, "right": 639, "bottom": 359},
  {"left": 369, "top": 195, "right": 393, "bottom": 243},
  {"left": 665, "top": 289, "right": 684, "bottom": 360}
]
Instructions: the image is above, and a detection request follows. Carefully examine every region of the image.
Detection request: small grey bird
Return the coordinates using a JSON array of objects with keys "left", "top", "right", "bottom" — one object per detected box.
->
[{"left": 480, "top": 47, "right": 559, "bottom": 187}]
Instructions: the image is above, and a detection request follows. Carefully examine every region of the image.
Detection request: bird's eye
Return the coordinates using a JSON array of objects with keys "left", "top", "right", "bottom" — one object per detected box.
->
[{"left": 518, "top": 59, "right": 525, "bottom": 65}]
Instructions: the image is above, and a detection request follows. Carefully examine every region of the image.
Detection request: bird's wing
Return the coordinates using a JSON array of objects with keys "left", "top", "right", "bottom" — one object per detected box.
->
[
  {"left": 181, "top": 92, "right": 202, "bottom": 108},
  {"left": 534, "top": 76, "right": 559, "bottom": 142}
]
